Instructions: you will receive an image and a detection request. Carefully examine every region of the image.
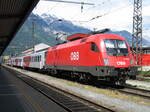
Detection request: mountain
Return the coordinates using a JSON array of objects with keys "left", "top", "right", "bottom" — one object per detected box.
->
[
  {"left": 3, "top": 13, "right": 150, "bottom": 56},
  {"left": 4, "top": 13, "right": 91, "bottom": 55},
  {"left": 106, "top": 30, "right": 150, "bottom": 46},
  {"left": 41, "top": 14, "right": 91, "bottom": 34}
]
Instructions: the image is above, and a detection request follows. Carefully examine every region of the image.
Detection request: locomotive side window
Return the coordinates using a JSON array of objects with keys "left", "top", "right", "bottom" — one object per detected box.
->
[{"left": 91, "top": 42, "right": 99, "bottom": 52}]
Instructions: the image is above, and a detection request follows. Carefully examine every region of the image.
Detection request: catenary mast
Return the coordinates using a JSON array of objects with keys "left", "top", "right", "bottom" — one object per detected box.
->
[{"left": 132, "top": 0, "right": 142, "bottom": 65}]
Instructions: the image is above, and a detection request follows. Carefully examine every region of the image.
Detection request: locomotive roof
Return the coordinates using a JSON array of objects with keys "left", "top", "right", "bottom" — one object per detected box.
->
[{"left": 67, "top": 33, "right": 90, "bottom": 41}]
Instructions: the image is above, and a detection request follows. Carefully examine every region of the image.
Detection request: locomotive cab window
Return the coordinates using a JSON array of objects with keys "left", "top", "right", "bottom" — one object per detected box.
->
[
  {"left": 104, "top": 39, "right": 128, "bottom": 56},
  {"left": 91, "top": 42, "right": 99, "bottom": 52}
]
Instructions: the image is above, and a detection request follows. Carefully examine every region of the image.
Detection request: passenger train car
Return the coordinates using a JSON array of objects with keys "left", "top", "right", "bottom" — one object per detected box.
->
[
  {"left": 7, "top": 32, "right": 138, "bottom": 85},
  {"left": 11, "top": 56, "right": 23, "bottom": 67},
  {"left": 23, "top": 50, "right": 46, "bottom": 69}
]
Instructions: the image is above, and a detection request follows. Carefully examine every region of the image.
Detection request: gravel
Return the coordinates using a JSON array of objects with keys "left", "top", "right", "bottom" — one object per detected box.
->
[
  {"left": 127, "top": 80, "right": 150, "bottom": 89},
  {"left": 4, "top": 65, "right": 150, "bottom": 112}
]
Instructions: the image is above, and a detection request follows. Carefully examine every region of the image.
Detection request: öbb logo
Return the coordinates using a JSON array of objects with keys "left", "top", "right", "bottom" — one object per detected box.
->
[
  {"left": 70, "top": 52, "right": 79, "bottom": 60},
  {"left": 117, "top": 61, "right": 126, "bottom": 65}
]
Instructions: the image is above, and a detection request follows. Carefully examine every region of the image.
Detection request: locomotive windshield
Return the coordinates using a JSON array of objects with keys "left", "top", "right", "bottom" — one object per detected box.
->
[{"left": 104, "top": 39, "right": 128, "bottom": 56}]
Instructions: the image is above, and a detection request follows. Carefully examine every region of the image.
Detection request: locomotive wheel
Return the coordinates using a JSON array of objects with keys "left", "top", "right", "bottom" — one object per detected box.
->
[
  {"left": 78, "top": 73, "right": 85, "bottom": 82},
  {"left": 116, "top": 78, "right": 126, "bottom": 86},
  {"left": 79, "top": 73, "right": 91, "bottom": 84}
]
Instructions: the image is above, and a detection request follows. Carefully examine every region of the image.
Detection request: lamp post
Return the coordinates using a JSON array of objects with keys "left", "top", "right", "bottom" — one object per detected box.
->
[
  {"left": 49, "top": 19, "right": 64, "bottom": 43},
  {"left": 32, "top": 18, "right": 37, "bottom": 53},
  {"left": 31, "top": 18, "right": 63, "bottom": 49}
]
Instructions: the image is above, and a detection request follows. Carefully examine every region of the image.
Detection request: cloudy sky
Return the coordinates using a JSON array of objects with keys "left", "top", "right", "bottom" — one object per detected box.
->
[{"left": 33, "top": 0, "right": 150, "bottom": 41}]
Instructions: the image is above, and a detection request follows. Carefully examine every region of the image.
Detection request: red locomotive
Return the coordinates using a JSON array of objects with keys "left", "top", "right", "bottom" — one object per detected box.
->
[{"left": 45, "top": 33, "right": 138, "bottom": 85}]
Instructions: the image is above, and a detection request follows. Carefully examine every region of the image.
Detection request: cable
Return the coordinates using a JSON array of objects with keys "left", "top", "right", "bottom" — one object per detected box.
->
[
  {"left": 42, "top": 0, "right": 94, "bottom": 5},
  {"left": 88, "top": 3, "right": 133, "bottom": 22},
  {"left": 70, "top": 0, "right": 112, "bottom": 23},
  {"left": 49, "top": 3, "right": 60, "bottom": 11},
  {"left": 70, "top": 0, "right": 132, "bottom": 25}
]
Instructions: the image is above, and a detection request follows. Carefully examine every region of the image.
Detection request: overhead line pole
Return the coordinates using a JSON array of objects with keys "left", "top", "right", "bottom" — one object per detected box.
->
[
  {"left": 32, "top": 18, "right": 36, "bottom": 53},
  {"left": 132, "top": 0, "right": 142, "bottom": 65}
]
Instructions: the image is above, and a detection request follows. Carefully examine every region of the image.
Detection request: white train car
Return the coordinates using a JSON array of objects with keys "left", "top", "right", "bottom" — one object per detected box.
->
[
  {"left": 11, "top": 57, "right": 23, "bottom": 67},
  {"left": 23, "top": 50, "right": 46, "bottom": 70}
]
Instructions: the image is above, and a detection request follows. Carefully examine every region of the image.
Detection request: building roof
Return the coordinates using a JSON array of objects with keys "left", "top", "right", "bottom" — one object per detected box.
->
[
  {"left": 0, "top": 0, "right": 39, "bottom": 56},
  {"left": 21, "top": 43, "right": 50, "bottom": 56},
  {"left": 34, "top": 43, "right": 50, "bottom": 52}
]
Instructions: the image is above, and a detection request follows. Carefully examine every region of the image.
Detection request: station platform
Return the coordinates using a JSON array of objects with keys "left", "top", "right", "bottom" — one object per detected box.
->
[{"left": 0, "top": 67, "right": 67, "bottom": 112}]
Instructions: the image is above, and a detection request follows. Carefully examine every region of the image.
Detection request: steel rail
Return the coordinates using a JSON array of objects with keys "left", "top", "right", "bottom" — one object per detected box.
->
[
  {"left": 7, "top": 68, "right": 115, "bottom": 112},
  {"left": 118, "top": 86, "right": 150, "bottom": 99}
]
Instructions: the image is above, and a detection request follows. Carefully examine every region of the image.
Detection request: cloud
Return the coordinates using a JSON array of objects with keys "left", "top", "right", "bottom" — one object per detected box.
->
[
  {"left": 143, "top": 5, "right": 150, "bottom": 16},
  {"left": 33, "top": 0, "right": 150, "bottom": 40}
]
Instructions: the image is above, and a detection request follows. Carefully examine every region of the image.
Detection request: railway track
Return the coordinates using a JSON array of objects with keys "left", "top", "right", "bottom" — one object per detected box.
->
[
  {"left": 11, "top": 70, "right": 115, "bottom": 112},
  {"left": 94, "top": 81, "right": 150, "bottom": 100},
  {"left": 117, "top": 85, "right": 150, "bottom": 100},
  {"left": 5, "top": 65, "right": 150, "bottom": 112}
]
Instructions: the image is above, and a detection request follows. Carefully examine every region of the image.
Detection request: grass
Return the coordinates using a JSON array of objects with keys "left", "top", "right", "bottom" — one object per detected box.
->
[
  {"left": 54, "top": 78, "right": 150, "bottom": 106},
  {"left": 138, "top": 71, "right": 150, "bottom": 77},
  {"left": 137, "top": 71, "right": 150, "bottom": 82},
  {"left": 137, "top": 85, "right": 150, "bottom": 90}
]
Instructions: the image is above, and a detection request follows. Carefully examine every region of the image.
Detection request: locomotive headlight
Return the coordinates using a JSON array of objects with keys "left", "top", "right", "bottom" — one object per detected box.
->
[
  {"left": 104, "top": 58, "right": 109, "bottom": 65},
  {"left": 130, "top": 59, "right": 133, "bottom": 64}
]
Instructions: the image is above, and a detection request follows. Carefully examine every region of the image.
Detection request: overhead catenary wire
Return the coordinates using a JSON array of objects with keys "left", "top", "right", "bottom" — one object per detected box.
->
[
  {"left": 89, "top": 3, "right": 133, "bottom": 21},
  {"left": 68, "top": 3, "right": 133, "bottom": 27},
  {"left": 69, "top": 0, "right": 132, "bottom": 25},
  {"left": 85, "top": 3, "right": 133, "bottom": 24},
  {"left": 42, "top": 0, "right": 94, "bottom": 5},
  {"left": 76, "top": 3, "right": 132, "bottom": 30},
  {"left": 70, "top": 0, "right": 111, "bottom": 20},
  {"left": 39, "top": 0, "right": 110, "bottom": 23},
  {"left": 49, "top": 3, "right": 60, "bottom": 11},
  {"left": 41, "top": 0, "right": 95, "bottom": 13},
  {"left": 40, "top": 0, "right": 133, "bottom": 30}
]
